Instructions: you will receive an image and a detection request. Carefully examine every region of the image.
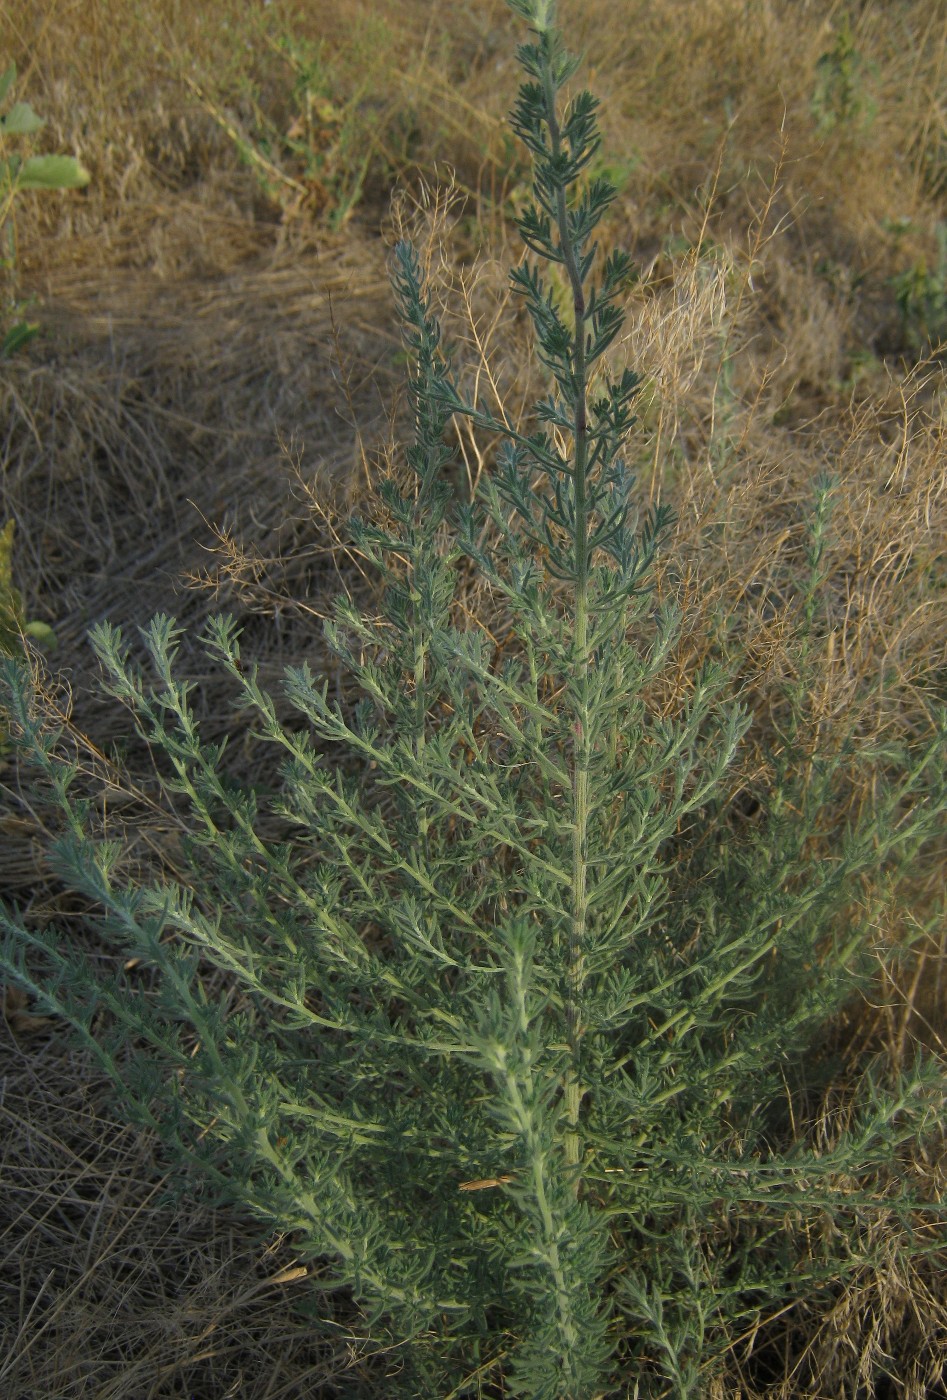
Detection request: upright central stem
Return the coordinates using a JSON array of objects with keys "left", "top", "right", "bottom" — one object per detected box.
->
[{"left": 543, "top": 60, "right": 591, "bottom": 1192}]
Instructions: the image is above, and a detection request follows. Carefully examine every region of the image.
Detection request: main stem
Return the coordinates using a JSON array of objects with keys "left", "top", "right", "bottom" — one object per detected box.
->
[{"left": 541, "top": 58, "right": 591, "bottom": 1192}]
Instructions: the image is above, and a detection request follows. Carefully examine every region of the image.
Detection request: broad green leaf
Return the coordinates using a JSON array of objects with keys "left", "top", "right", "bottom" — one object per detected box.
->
[
  {"left": 0, "top": 102, "right": 44, "bottom": 136},
  {"left": 0, "top": 64, "right": 15, "bottom": 107},
  {"left": 1, "top": 320, "right": 39, "bottom": 357},
  {"left": 14, "top": 153, "right": 90, "bottom": 191},
  {"left": 23, "top": 620, "right": 57, "bottom": 650}
]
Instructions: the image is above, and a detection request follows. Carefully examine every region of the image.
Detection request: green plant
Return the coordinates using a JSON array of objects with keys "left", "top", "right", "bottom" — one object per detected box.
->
[
  {"left": 175, "top": 16, "right": 390, "bottom": 230},
  {"left": 2, "top": 4, "right": 946, "bottom": 1397},
  {"left": 265, "top": 27, "right": 380, "bottom": 229},
  {"left": 893, "top": 220, "right": 947, "bottom": 354},
  {"left": 810, "top": 15, "right": 877, "bottom": 136},
  {"left": 0, "top": 62, "right": 90, "bottom": 357}
]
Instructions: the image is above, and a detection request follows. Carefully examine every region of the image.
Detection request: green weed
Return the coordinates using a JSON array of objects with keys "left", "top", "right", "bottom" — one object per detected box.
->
[
  {"left": 894, "top": 220, "right": 947, "bottom": 354},
  {"left": 1, "top": 5, "right": 945, "bottom": 1397},
  {"left": 811, "top": 15, "right": 878, "bottom": 136},
  {"left": 0, "top": 61, "right": 89, "bottom": 358}
]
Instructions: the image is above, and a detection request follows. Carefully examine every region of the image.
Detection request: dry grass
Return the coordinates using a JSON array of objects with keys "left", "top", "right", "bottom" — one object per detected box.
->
[{"left": 1, "top": 0, "right": 946, "bottom": 1394}]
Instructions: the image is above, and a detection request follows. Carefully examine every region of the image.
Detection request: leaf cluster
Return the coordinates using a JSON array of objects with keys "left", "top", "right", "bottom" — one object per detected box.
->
[{"left": 0, "top": 62, "right": 90, "bottom": 358}]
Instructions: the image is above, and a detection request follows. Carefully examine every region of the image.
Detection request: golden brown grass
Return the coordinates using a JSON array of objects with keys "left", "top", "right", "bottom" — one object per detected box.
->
[{"left": 1, "top": 0, "right": 946, "bottom": 1394}]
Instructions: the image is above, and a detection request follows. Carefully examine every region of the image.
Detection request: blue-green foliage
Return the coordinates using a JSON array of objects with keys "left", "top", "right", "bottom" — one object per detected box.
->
[{"left": 2, "top": 4, "right": 946, "bottom": 1396}]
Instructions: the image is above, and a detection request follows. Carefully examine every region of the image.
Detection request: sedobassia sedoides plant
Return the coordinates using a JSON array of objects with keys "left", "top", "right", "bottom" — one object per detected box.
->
[{"left": 2, "top": 4, "right": 946, "bottom": 1397}]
